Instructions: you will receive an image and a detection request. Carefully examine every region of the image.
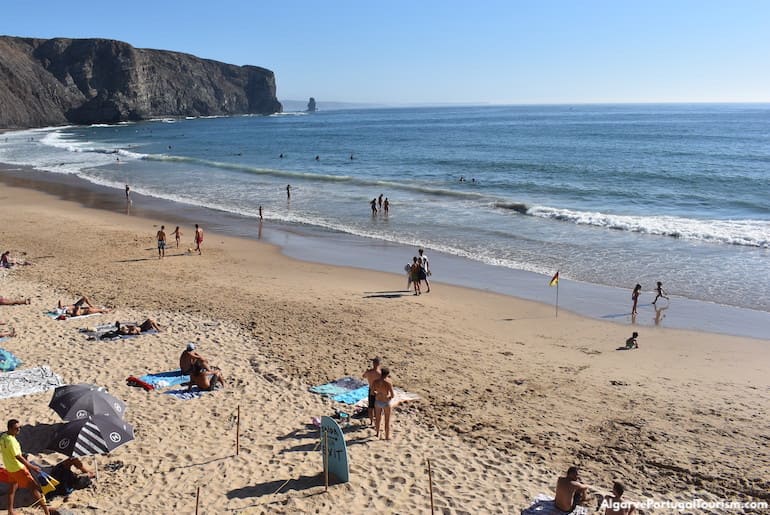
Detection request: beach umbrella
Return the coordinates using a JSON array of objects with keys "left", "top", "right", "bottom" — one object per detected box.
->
[
  {"left": 49, "top": 384, "right": 126, "bottom": 421},
  {"left": 49, "top": 414, "right": 134, "bottom": 458}
]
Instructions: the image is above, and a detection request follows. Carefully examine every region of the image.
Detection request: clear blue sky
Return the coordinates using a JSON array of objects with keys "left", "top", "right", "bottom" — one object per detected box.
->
[{"left": 3, "top": 0, "right": 769, "bottom": 104}]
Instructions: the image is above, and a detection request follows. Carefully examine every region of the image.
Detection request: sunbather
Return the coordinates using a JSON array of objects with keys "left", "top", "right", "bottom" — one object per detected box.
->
[
  {"left": 100, "top": 319, "right": 161, "bottom": 339},
  {"left": 57, "top": 296, "right": 110, "bottom": 316},
  {"left": 188, "top": 360, "right": 225, "bottom": 391},
  {"left": 1, "top": 251, "right": 32, "bottom": 268},
  {"left": 0, "top": 327, "right": 16, "bottom": 338},
  {"left": 0, "top": 296, "right": 30, "bottom": 306}
]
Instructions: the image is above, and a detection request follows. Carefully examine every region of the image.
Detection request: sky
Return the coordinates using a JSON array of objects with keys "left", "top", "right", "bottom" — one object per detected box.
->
[{"left": 2, "top": 0, "right": 770, "bottom": 105}]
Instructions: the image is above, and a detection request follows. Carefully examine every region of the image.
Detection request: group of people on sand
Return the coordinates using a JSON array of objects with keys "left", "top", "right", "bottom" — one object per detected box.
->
[
  {"left": 406, "top": 248, "right": 431, "bottom": 295},
  {"left": 155, "top": 224, "right": 204, "bottom": 258},
  {"left": 552, "top": 466, "right": 637, "bottom": 514},
  {"left": 1, "top": 251, "right": 32, "bottom": 269},
  {"left": 362, "top": 357, "right": 395, "bottom": 440},
  {"left": 179, "top": 343, "right": 226, "bottom": 391},
  {"left": 1, "top": 418, "right": 95, "bottom": 515},
  {"left": 631, "top": 281, "right": 668, "bottom": 315}
]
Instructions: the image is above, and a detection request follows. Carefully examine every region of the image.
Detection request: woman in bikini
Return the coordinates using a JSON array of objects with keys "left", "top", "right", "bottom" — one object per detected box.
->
[
  {"left": 372, "top": 368, "right": 395, "bottom": 440},
  {"left": 631, "top": 284, "right": 642, "bottom": 315},
  {"left": 58, "top": 296, "right": 110, "bottom": 316}
]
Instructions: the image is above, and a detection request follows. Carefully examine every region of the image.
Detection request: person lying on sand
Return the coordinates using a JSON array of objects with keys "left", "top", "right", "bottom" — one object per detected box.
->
[
  {"left": 49, "top": 457, "right": 94, "bottom": 500},
  {"left": 0, "top": 327, "right": 16, "bottom": 338},
  {"left": 0, "top": 296, "right": 30, "bottom": 306},
  {"left": 100, "top": 319, "right": 161, "bottom": 339},
  {"left": 555, "top": 466, "right": 595, "bottom": 513},
  {"left": 188, "top": 359, "right": 225, "bottom": 391},
  {"left": 57, "top": 296, "right": 110, "bottom": 316}
]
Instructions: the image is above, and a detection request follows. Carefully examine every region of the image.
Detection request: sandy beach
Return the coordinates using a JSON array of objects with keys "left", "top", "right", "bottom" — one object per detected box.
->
[{"left": 0, "top": 179, "right": 768, "bottom": 514}]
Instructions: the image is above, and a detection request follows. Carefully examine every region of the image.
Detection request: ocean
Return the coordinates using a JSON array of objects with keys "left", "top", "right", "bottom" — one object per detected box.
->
[{"left": 2, "top": 104, "right": 769, "bottom": 337}]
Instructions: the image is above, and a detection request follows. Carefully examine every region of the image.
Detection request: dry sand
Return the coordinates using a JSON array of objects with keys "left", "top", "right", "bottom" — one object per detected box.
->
[{"left": 0, "top": 182, "right": 768, "bottom": 514}]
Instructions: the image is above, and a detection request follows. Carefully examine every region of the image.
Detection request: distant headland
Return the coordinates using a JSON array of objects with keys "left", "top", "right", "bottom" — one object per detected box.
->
[{"left": 0, "top": 36, "right": 282, "bottom": 129}]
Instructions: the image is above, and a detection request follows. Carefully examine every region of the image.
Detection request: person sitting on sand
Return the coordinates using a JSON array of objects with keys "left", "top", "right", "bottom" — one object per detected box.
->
[
  {"left": 1, "top": 251, "right": 31, "bottom": 268},
  {"left": 372, "top": 367, "right": 395, "bottom": 440},
  {"left": 57, "top": 296, "right": 110, "bottom": 316},
  {"left": 49, "top": 457, "right": 94, "bottom": 500},
  {"left": 0, "top": 296, "right": 30, "bottom": 306},
  {"left": 624, "top": 332, "right": 639, "bottom": 349},
  {"left": 555, "top": 466, "right": 594, "bottom": 513},
  {"left": 179, "top": 343, "right": 210, "bottom": 374},
  {"left": 602, "top": 481, "right": 636, "bottom": 515},
  {"left": 188, "top": 359, "right": 225, "bottom": 391}
]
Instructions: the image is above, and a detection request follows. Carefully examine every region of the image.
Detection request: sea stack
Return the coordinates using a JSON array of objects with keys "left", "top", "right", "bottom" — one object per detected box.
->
[{"left": 307, "top": 97, "right": 317, "bottom": 112}]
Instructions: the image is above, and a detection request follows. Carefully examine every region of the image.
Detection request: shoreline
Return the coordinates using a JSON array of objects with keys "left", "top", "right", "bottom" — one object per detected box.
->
[
  {"left": 1, "top": 174, "right": 768, "bottom": 512},
  {"left": 1, "top": 163, "right": 769, "bottom": 340}
]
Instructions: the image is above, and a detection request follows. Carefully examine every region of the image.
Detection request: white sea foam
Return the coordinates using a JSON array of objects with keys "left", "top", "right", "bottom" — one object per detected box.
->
[{"left": 528, "top": 206, "right": 770, "bottom": 248}]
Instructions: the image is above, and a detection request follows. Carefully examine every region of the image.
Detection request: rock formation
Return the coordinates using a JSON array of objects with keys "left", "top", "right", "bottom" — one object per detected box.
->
[
  {"left": 0, "top": 36, "right": 282, "bottom": 128},
  {"left": 307, "top": 97, "right": 316, "bottom": 112}
]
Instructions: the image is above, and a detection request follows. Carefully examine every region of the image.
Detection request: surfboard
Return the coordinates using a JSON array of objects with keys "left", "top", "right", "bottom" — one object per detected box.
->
[{"left": 320, "top": 416, "right": 349, "bottom": 483}]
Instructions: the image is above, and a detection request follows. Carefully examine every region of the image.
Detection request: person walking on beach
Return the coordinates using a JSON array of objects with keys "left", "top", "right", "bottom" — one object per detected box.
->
[
  {"left": 0, "top": 419, "right": 51, "bottom": 515},
  {"left": 631, "top": 284, "right": 642, "bottom": 315},
  {"left": 125, "top": 184, "right": 130, "bottom": 202},
  {"left": 410, "top": 257, "right": 422, "bottom": 295},
  {"left": 156, "top": 225, "right": 167, "bottom": 259},
  {"left": 286, "top": 184, "right": 291, "bottom": 199},
  {"left": 259, "top": 205, "right": 263, "bottom": 220},
  {"left": 194, "top": 224, "right": 203, "bottom": 255},
  {"left": 362, "top": 357, "right": 382, "bottom": 426},
  {"left": 418, "top": 248, "right": 431, "bottom": 293},
  {"left": 370, "top": 198, "right": 378, "bottom": 215},
  {"left": 172, "top": 226, "right": 182, "bottom": 248},
  {"left": 372, "top": 367, "right": 395, "bottom": 440},
  {"left": 652, "top": 281, "right": 669, "bottom": 305}
]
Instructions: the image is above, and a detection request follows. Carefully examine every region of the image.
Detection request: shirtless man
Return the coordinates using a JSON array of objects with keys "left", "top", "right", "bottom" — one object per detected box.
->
[
  {"left": 57, "top": 296, "right": 109, "bottom": 316},
  {"left": 602, "top": 482, "right": 636, "bottom": 515},
  {"left": 372, "top": 368, "right": 395, "bottom": 440},
  {"left": 156, "top": 225, "right": 167, "bottom": 259},
  {"left": 555, "top": 466, "right": 593, "bottom": 513},
  {"left": 179, "top": 343, "right": 208, "bottom": 374},
  {"left": 362, "top": 357, "right": 382, "bottom": 426}
]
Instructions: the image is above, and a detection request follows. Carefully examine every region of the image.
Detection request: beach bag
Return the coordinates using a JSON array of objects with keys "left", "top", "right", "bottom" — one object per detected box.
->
[
  {"left": 0, "top": 349, "right": 21, "bottom": 372},
  {"left": 37, "top": 471, "right": 60, "bottom": 495}
]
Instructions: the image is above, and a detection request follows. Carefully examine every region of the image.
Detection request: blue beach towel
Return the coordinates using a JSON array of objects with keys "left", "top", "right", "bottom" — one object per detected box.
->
[
  {"left": 309, "top": 376, "right": 368, "bottom": 397},
  {"left": 0, "top": 348, "right": 22, "bottom": 372},
  {"left": 138, "top": 369, "right": 190, "bottom": 389},
  {"left": 331, "top": 385, "right": 370, "bottom": 405}
]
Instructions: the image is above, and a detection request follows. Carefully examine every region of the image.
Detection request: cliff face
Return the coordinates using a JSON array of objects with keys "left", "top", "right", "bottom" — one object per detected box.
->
[{"left": 0, "top": 36, "right": 282, "bottom": 128}]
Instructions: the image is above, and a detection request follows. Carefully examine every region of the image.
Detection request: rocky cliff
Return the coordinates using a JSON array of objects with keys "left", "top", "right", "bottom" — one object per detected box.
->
[{"left": 0, "top": 36, "right": 281, "bottom": 128}]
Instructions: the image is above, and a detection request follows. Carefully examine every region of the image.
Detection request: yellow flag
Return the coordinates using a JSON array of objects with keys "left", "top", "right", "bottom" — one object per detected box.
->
[{"left": 549, "top": 271, "right": 559, "bottom": 287}]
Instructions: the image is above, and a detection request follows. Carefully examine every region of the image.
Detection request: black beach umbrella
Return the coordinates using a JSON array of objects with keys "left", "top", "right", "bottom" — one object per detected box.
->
[
  {"left": 49, "top": 384, "right": 127, "bottom": 421},
  {"left": 49, "top": 414, "right": 134, "bottom": 457}
]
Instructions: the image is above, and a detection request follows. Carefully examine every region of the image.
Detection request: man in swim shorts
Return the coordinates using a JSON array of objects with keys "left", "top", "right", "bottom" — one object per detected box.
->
[
  {"left": 156, "top": 226, "right": 166, "bottom": 259},
  {"left": 0, "top": 419, "right": 51, "bottom": 514},
  {"left": 362, "top": 357, "right": 382, "bottom": 426}
]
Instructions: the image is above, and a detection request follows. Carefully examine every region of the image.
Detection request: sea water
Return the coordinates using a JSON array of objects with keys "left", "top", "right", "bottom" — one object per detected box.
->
[{"left": 1, "top": 104, "right": 769, "bottom": 333}]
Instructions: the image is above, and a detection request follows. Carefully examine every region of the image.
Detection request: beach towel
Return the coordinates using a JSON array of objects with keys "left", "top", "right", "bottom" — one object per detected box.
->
[
  {"left": 81, "top": 323, "right": 158, "bottom": 341},
  {"left": 138, "top": 369, "right": 190, "bottom": 389},
  {"left": 0, "top": 348, "right": 22, "bottom": 372},
  {"left": 521, "top": 494, "right": 589, "bottom": 515},
  {"left": 163, "top": 386, "right": 208, "bottom": 400},
  {"left": 309, "top": 376, "right": 368, "bottom": 397},
  {"left": 0, "top": 365, "right": 63, "bottom": 399},
  {"left": 352, "top": 387, "right": 421, "bottom": 408},
  {"left": 45, "top": 309, "right": 104, "bottom": 321}
]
